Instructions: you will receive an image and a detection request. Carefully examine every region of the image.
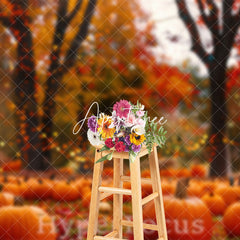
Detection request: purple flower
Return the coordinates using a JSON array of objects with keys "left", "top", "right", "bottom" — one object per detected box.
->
[
  {"left": 124, "top": 135, "right": 131, "bottom": 146},
  {"left": 88, "top": 116, "right": 98, "bottom": 132},
  {"left": 124, "top": 145, "right": 130, "bottom": 152},
  {"left": 131, "top": 144, "right": 141, "bottom": 153}
]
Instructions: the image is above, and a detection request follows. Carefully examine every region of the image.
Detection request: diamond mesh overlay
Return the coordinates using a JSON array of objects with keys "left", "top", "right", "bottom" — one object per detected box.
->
[{"left": 0, "top": 0, "right": 239, "bottom": 239}]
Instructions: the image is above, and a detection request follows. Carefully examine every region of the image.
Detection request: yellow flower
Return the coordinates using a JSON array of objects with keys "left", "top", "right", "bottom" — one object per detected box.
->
[
  {"left": 129, "top": 132, "right": 145, "bottom": 145},
  {"left": 98, "top": 116, "right": 115, "bottom": 139}
]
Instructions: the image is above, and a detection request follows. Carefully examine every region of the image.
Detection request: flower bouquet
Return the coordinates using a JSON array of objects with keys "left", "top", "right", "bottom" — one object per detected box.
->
[{"left": 87, "top": 100, "right": 167, "bottom": 163}]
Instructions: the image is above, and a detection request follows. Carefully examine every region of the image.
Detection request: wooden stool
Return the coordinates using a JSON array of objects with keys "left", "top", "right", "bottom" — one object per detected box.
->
[{"left": 87, "top": 145, "right": 168, "bottom": 240}]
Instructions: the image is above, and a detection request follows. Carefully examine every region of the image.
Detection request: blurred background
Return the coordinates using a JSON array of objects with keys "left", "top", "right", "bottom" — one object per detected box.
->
[{"left": 0, "top": 0, "right": 239, "bottom": 175}]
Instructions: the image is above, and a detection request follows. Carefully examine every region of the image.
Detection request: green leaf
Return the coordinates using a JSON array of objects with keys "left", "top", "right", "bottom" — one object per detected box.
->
[
  {"left": 106, "top": 152, "right": 113, "bottom": 160},
  {"left": 129, "top": 151, "right": 138, "bottom": 163},
  {"left": 153, "top": 123, "right": 157, "bottom": 133},
  {"left": 98, "top": 145, "right": 110, "bottom": 152},
  {"left": 96, "top": 152, "right": 113, "bottom": 163}
]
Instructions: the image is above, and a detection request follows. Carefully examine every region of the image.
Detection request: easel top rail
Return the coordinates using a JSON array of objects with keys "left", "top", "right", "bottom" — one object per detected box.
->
[{"left": 94, "top": 143, "right": 158, "bottom": 159}]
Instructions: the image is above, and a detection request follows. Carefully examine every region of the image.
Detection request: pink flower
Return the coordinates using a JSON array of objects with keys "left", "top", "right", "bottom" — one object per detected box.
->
[
  {"left": 105, "top": 138, "right": 114, "bottom": 148},
  {"left": 113, "top": 100, "right": 131, "bottom": 118},
  {"left": 136, "top": 118, "right": 145, "bottom": 126},
  {"left": 125, "top": 113, "right": 136, "bottom": 127},
  {"left": 136, "top": 110, "right": 144, "bottom": 117},
  {"left": 115, "top": 141, "right": 125, "bottom": 152}
]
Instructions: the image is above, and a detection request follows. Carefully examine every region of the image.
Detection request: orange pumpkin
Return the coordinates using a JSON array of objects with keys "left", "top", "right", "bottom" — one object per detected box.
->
[
  {"left": 30, "top": 179, "right": 53, "bottom": 200},
  {"left": 102, "top": 167, "right": 114, "bottom": 178},
  {"left": 3, "top": 181, "right": 27, "bottom": 197},
  {"left": 0, "top": 206, "right": 56, "bottom": 240},
  {"left": 22, "top": 178, "right": 39, "bottom": 200},
  {"left": 141, "top": 182, "right": 152, "bottom": 198},
  {"left": 161, "top": 180, "right": 175, "bottom": 196},
  {"left": 187, "top": 181, "right": 204, "bottom": 198},
  {"left": 141, "top": 169, "right": 151, "bottom": 178},
  {"left": 201, "top": 192, "right": 225, "bottom": 216},
  {"left": 223, "top": 202, "right": 240, "bottom": 237},
  {"left": 176, "top": 168, "right": 191, "bottom": 178},
  {"left": 143, "top": 178, "right": 213, "bottom": 240},
  {"left": 0, "top": 191, "right": 15, "bottom": 206},
  {"left": 75, "top": 178, "right": 91, "bottom": 198},
  {"left": 52, "top": 180, "right": 79, "bottom": 201},
  {"left": 215, "top": 185, "right": 239, "bottom": 205},
  {"left": 160, "top": 168, "right": 177, "bottom": 178},
  {"left": 81, "top": 186, "right": 92, "bottom": 208},
  {"left": 190, "top": 164, "right": 206, "bottom": 178},
  {"left": 2, "top": 160, "right": 22, "bottom": 172}
]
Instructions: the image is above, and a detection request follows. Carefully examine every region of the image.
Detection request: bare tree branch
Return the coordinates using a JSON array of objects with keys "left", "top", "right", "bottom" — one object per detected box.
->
[
  {"left": 196, "top": 0, "right": 209, "bottom": 25},
  {"left": 196, "top": 0, "right": 220, "bottom": 46},
  {"left": 66, "top": 0, "right": 83, "bottom": 23},
  {"left": 175, "top": 0, "right": 210, "bottom": 65},
  {"left": 63, "top": 0, "right": 97, "bottom": 70},
  {"left": 223, "top": 0, "right": 234, "bottom": 33},
  {"left": 232, "top": 10, "right": 240, "bottom": 31},
  {"left": 206, "top": 0, "right": 218, "bottom": 17},
  {"left": 48, "top": 0, "right": 68, "bottom": 70}
]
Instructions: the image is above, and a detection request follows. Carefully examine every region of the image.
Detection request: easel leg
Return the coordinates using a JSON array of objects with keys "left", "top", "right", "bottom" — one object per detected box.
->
[
  {"left": 149, "top": 146, "right": 168, "bottom": 240},
  {"left": 130, "top": 157, "right": 144, "bottom": 240},
  {"left": 113, "top": 158, "right": 123, "bottom": 238},
  {"left": 87, "top": 151, "right": 104, "bottom": 240}
]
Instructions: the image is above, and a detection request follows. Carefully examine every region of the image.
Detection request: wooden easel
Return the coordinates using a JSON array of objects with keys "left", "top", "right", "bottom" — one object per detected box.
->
[{"left": 87, "top": 145, "right": 168, "bottom": 240}]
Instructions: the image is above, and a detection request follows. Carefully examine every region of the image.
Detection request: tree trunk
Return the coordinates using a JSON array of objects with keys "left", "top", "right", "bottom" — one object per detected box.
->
[
  {"left": 41, "top": 71, "right": 63, "bottom": 163},
  {"left": 208, "top": 57, "right": 228, "bottom": 177},
  {"left": 41, "top": 0, "right": 97, "bottom": 163},
  {"left": 10, "top": 1, "right": 47, "bottom": 170}
]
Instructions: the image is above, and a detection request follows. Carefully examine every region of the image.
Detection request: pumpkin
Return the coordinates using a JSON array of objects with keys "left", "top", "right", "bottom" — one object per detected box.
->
[
  {"left": 201, "top": 181, "right": 217, "bottom": 194},
  {"left": 176, "top": 168, "right": 191, "bottom": 178},
  {"left": 223, "top": 202, "right": 240, "bottom": 237},
  {"left": 102, "top": 167, "right": 114, "bottom": 178},
  {"left": 2, "top": 160, "right": 22, "bottom": 172},
  {"left": 190, "top": 164, "right": 206, "bottom": 178},
  {"left": 143, "top": 178, "right": 213, "bottom": 240},
  {"left": 142, "top": 182, "right": 152, "bottom": 198},
  {"left": 81, "top": 186, "right": 92, "bottom": 208},
  {"left": 0, "top": 192, "right": 15, "bottom": 206},
  {"left": 0, "top": 185, "right": 23, "bottom": 206},
  {"left": 3, "top": 180, "right": 27, "bottom": 197},
  {"left": 22, "top": 178, "right": 39, "bottom": 200},
  {"left": 161, "top": 180, "right": 175, "bottom": 196},
  {"left": 99, "top": 201, "right": 112, "bottom": 214},
  {"left": 0, "top": 206, "right": 56, "bottom": 240},
  {"left": 215, "top": 179, "right": 239, "bottom": 205},
  {"left": 0, "top": 174, "right": 18, "bottom": 183},
  {"left": 30, "top": 179, "right": 53, "bottom": 200},
  {"left": 187, "top": 180, "right": 204, "bottom": 198},
  {"left": 141, "top": 169, "right": 151, "bottom": 178},
  {"left": 75, "top": 178, "right": 91, "bottom": 198},
  {"left": 52, "top": 180, "right": 79, "bottom": 201},
  {"left": 160, "top": 168, "right": 177, "bottom": 178},
  {"left": 201, "top": 192, "right": 225, "bottom": 216}
]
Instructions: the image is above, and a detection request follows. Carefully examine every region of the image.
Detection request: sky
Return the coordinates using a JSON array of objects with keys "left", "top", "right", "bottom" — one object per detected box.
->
[{"left": 140, "top": 0, "right": 238, "bottom": 76}]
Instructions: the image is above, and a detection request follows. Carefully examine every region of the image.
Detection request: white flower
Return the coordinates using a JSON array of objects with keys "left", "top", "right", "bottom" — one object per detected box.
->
[
  {"left": 87, "top": 129, "right": 103, "bottom": 146},
  {"left": 131, "top": 125, "right": 145, "bottom": 135}
]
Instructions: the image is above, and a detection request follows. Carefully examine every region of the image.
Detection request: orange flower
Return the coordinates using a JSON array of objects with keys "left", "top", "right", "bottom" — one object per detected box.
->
[{"left": 98, "top": 116, "right": 115, "bottom": 139}]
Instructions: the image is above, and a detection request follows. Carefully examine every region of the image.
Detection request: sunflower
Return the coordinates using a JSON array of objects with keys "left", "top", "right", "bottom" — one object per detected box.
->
[
  {"left": 129, "top": 132, "right": 145, "bottom": 145},
  {"left": 98, "top": 116, "right": 115, "bottom": 139}
]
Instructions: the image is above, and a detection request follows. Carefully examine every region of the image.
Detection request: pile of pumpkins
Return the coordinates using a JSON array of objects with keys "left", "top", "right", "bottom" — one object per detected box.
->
[
  {"left": 0, "top": 174, "right": 94, "bottom": 240},
  {"left": 142, "top": 177, "right": 240, "bottom": 240},
  {"left": 0, "top": 174, "right": 93, "bottom": 207},
  {"left": 1, "top": 171, "right": 240, "bottom": 239}
]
